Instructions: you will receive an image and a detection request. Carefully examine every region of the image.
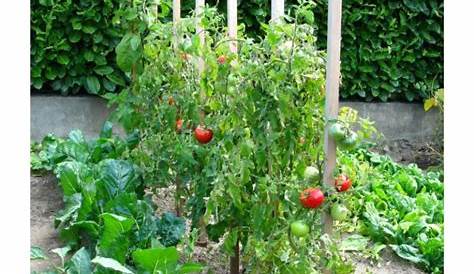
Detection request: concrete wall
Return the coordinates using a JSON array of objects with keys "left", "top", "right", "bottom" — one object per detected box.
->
[
  {"left": 31, "top": 95, "right": 442, "bottom": 142},
  {"left": 31, "top": 96, "right": 122, "bottom": 141}
]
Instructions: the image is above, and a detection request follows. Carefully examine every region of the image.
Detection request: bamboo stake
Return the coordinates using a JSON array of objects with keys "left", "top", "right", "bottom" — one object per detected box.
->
[
  {"left": 227, "top": 0, "right": 238, "bottom": 53},
  {"left": 271, "top": 0, "right": 285, "bottom": 23},
  {"left": 322, "top": 0, "right": 343, "bottom": 239}
]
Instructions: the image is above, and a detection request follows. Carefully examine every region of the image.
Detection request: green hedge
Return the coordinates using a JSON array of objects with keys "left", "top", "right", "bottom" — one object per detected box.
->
[
  {"left": 31, "top": 0, "right": 443, "bottom": 101},
  {"left": 312, "top": 0, "right": 444, "bottom": 101},
  {"left": 31, "top": 0, "right": 128, "bottom": 95},
  {"left": 183, "top": 0, "right": 444, "bottom": 102}
]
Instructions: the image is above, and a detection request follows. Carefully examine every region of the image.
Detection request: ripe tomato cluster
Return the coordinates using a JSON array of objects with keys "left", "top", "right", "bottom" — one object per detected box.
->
[
  {"left": 291, "top": 167, "right": 353, "bottom": 238},
  {"left": 170, "top": 98, "right": 213, "bottom": 145}
]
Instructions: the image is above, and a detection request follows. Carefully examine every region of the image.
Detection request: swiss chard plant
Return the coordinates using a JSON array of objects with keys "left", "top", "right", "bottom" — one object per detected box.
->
[{"left": 31, "top": 125, "right": 202, "bottom": 274}]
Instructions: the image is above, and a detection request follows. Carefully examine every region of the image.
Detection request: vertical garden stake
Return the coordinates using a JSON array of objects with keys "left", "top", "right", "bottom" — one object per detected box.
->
[
  {"left": 227, "top": 0, "right": 238, "bottom": 53},
  {"left": 227, "top": 1, "right": 239, "bottom": 273},
  {"left": 195, "top": 0, "right": 205, "bottom": 74},
  {"left": 195, "top": 0, "right": 210, "bottom": 248},
  {"left": 172, "top": 0, "right": 181, "bottom": 49},
  {"left": 271, "top": 0, "right": 285, "bottom": 23},
  {"left": 323, "top": 0, "right": 343, "bottom": 239}
]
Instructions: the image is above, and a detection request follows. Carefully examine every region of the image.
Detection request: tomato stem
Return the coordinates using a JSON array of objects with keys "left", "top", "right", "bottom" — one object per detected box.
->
[{"left": 230, "top": 234, "right": 240, "bottom": 274}]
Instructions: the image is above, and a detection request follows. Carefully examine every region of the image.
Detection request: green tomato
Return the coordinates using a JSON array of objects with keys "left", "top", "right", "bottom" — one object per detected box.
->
[
  {"left": 290, "top": 221, "right": 310, "bottom": 237},
  {"left": 304, "top": 166, "right": 320, "bottom": 182},
  {"left": 331, "top": 204, "right": 350, "bottom": 221},
  {"left": 338, "top": 131, "right": 357, "bottom": 150},
  {"left": 328, "top": 122, "right": 346, "bottom": 142}
]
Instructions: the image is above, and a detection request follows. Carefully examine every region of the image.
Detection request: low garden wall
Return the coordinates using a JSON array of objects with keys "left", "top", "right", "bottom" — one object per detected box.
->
[{"left": 31, "top": 95, "right": 441, "bottom": 143}]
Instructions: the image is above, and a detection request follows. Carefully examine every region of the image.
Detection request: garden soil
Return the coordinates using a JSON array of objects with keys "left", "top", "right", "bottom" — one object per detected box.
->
[{"left": 31, "top": 174, "right": 426, "bottom": 273}]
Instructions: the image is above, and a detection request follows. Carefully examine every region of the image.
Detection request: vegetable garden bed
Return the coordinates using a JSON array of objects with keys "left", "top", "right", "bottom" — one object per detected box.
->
[{"left": 30, "top": 174, "right": 427, "bottom": 274}]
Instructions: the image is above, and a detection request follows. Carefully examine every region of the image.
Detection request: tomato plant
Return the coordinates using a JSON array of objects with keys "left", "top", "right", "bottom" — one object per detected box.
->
[{"left": 106, "top": 2, "right": 355, "bottom": 273}]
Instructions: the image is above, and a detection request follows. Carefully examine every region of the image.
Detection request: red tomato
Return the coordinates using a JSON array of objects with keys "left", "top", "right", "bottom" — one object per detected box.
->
[
  {"left": 217, "top": 55, "right": 227, "bottom": 65},
  {"left": 335, "top": 174, "right": 352, "bottom": 192},
  {"left": 299, "top": 188, "right": 325, "bottom": 209},
  {"left": 176, "top": 119, "right": 183, "bottom": 132},
  {"left": 194, "top": 126, "right": 213, "bottom": 144}
]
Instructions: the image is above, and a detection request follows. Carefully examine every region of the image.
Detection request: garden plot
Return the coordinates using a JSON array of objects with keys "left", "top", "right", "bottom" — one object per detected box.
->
[{"left": 31, "top": 174, "right": 425, "bottom": 274}]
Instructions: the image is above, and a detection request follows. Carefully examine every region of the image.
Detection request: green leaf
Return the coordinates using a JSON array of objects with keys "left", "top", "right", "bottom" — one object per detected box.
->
[
  {"left": 55, "top": 161, "right": 91, "bottom": 195},
  {"left": 340, "top": 234, "right": 369, "bottom": 251},
  {"left": 115, "top": 33, "right": 142, "bottom": 73},
  {"left": 68, "top": 247, "right": 92, "bottom": 273},
  {"left": 57, "top": 54, "right": 70, "bottom": 65},
  {"left": 179, "top": 263, "right": 205, "bottom": 273},
  {"left": 51, "top": 246, "right": 71, "bottom": 266},
  {"left": 55, "top": 193, "right": 82, "bottom": 228},
  {"left": 71, "top": 18, "right": 82, "bottom": 30},
  {"left": 132, "top": 247, "right": 179, "bottom": 273},
  {"left": 223, "top": 229, "right": 238, "bottom": 255},
  {"left": 100, "top": 121, "right": 113, "bottom": 138},
  {"left": 91, "top": 256, "right": 134, "bottom": 274},
  {"left": 31, "top": 246, "right": 48, "bottom": 260},
  {"left": 82, "top": 25, "right": 97, "bottom": 34},
  {"left": 94, "top": 66, "right": 114, "bottom": 76},
  {"left": 106, "top": 72, "right": 126, "bottom": 87},
  {"left": 156, "top": 212, "right": 186, "bottom": 247},
  {"left": 390, "top": 244, "right": 427, "bottom": 265},
  {"left": 85, "top": 76, "right": 100, "bottom": 94},
  {"left": 69, "top": 31, "right": 81, "bottom": 43},
  {"left": 97, "top": 159, "right": 141, "bottom": 200},
  {"left": 98, "top": 213, "right": 134, "bottom": 263}
]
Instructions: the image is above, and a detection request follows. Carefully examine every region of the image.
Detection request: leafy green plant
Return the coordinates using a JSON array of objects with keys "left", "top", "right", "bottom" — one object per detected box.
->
[
  {"left": 31, "top": 126, "right": 202, "bottom": 273},
  {"left": 156, "top": 212, "right": 186, "bottom": 247},
  {"left": 338, "top": 148, "right": 444, "bottom": 273}
]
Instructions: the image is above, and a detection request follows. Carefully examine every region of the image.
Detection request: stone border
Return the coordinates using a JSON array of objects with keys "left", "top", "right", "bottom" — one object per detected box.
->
[{"left": 31, "top": 95, "right": 442, "bottom": 142}]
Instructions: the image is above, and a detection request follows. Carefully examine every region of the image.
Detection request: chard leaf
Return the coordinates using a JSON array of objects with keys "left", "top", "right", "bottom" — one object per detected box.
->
[
  {"left": 96, "top": 159, "right": 141, "bottom": 201},
  {"left": 68, "top": 247, "right": 92, "bottom": 274},
  {"left": 91, "top": 256, "right": 134, "bottom": 274},
  {"left": 31, "top": 246, "right": 48, "bottom": 260},
  {"left": 132, "top": 247, "right": 180, "bottom": 273},
  {"left": 98, "top": 213, "right": 134, "bottom": 263}
]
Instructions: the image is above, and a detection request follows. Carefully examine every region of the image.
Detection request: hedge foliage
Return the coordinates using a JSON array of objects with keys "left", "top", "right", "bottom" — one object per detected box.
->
[
  {"left": 31, "top": 0, "right": 129, "bottom": 95},
  {"left": 31, "top": 0, "right": 443, "bottom": 101},
  {"left": 312, "top": 0, "right": 444, "bottom": 101}
]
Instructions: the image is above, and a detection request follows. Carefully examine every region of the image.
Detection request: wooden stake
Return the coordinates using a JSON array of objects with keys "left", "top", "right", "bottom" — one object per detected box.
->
[
  {"left": 271, "top": 0, "right": 285, "bottom": 23},
  {"left": 322, "top": 0, "right": 343, "bottom": 237},
  {"left": 227, "top": 0, "right": 238, "bottom": 53},
  {"left": 195, "top": 0, "right": 205, "bottom": 73},
  {"left": 172, "top": 0, "right": 181, "bottom": 49}
]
